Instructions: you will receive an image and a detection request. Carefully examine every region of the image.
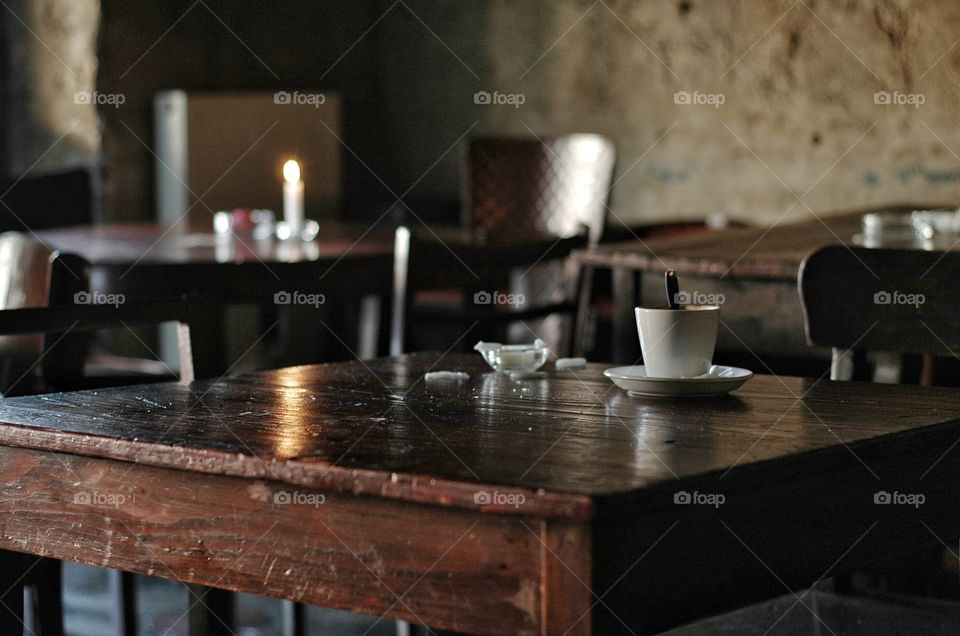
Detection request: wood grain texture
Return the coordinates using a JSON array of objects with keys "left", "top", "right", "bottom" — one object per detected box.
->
[
  {"left": 3, "top": 354, "right": 960, "bottom": 633},
  {"left": 0, "top": 446, "right": 542, "bottom": 636},
  {"left": 0, "top": 353, "right": 959, "bottom": 521},
  {"left": 540, "top": 521, "right": 592, "bottom": 635},
  {"left": 573, "top": 207, "right": 937, "bottom": 280}
]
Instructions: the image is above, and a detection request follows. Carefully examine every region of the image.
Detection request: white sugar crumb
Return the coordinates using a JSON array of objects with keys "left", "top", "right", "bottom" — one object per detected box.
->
[
  {"left": 556, "top": 357, "right": 587, "bottom": 370},
  {"left": 424, "top": 371, "right": 470, "bottom": 382}
]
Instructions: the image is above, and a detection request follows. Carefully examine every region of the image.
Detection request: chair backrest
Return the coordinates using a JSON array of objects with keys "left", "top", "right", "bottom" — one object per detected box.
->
[
  {"left": 0, "top": 169, "right": 94, "bottom": 231},
  {"left": 462, "top": 134, "right": 616, "bottom": 245},
  {"left": 390, "top": 226, "right": 588, "bottom": 356},
  {"left": 0, "top": 299, "right": 199, "bottom": 396},
  {"left": 798, "top": 245, "right": 960, "bottom": 381},
  {"left": 0, "top": 233, "right": 54, "bottom": 367},
  {"left": 0, "top": 232, "right": 197, "bottom": 395}
]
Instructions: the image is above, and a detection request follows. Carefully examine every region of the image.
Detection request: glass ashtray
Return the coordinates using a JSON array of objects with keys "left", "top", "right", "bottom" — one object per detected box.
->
[{"left": 474, "top": 339, "right": 550, "bottom": 373}]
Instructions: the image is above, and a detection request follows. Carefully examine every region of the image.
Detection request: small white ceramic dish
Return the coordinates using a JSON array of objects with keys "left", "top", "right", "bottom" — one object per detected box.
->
[
  {"left": 475, "top": 339, "right": 550, "bottom": 373},
  {"left": 603, "top": 365, "right": 753, "bottom": 398}
]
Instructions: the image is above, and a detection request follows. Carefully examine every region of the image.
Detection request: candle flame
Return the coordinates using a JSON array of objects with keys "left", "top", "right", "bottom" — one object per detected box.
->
[{"left": 282, "top": 159, "right": 301, "bottom": 184}]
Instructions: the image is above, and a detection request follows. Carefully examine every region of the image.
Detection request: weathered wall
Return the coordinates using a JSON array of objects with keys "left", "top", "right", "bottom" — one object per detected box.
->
[
  {"left": 380, "top": 0, "right": 960, "bottom": 225},
  {"left": 1, "top": 0, "right": 100, "bottom": 177},
  {"left": 91, "top": 0, "right": 960, "bottom": 225}
]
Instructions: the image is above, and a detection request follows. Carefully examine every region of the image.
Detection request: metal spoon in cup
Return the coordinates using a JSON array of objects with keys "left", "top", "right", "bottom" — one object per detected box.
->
[{"left": 665, "top": 270, "right": 681, "bottom": 309}]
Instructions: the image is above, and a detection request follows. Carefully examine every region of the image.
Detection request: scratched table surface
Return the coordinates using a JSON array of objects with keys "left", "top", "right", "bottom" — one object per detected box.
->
[
  {"left": 0, "top": 352, "right": 959, "bottom": 519},
  {"left": 3, "top": 353, "right": 960, "bottom": 634}
]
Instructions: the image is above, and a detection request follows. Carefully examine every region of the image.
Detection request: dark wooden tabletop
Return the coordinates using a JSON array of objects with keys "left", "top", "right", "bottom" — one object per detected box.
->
[
  {"left": 37, "top": 221, "right": 397, "bottom": 266},
  {"left": 1, "top": 352, "right": 959, "bottom": 521},
  {"left": 574, "top": 205, "right": 950, "bottom": 279},
  {"left": 4, "top": 353, "right": 960, "bottom": 634}
]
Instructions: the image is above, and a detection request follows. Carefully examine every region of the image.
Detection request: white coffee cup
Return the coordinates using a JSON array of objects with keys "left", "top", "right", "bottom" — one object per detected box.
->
[{"left": 635, "top": 305, "right": 720, "bottom": 378}]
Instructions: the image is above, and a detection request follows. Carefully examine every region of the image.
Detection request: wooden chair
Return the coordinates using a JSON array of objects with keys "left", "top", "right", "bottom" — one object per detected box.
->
[
  {"left": 798, "top": 245, "right": 960, "bottom": 383},
  {"left": 462, "top": 134, "right": 616, "bottom": 245},
  {"left": 0, "top": 232, "right": 191, "bottom": 396},
  {"left": 466, "top": 134, "right": 615, "bottom": 354},
  {"left": 390, "top": 134, "right": 616, "bottom": 356}
]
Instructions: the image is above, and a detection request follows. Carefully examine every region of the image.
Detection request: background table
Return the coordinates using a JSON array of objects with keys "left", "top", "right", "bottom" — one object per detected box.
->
[
  {"left": 573, "top": 206, "right": 936, "bottom": 366},
  {"left": 37, "top": 221, "right": 398, "bottom": 371},
  {"left": 1, "top": 353, "right": 958, "bottom": 634}
]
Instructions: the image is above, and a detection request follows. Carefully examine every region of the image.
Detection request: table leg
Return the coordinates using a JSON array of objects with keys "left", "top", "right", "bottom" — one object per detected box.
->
[
  {"left": 573, "top": 265, "right": 594, "bottom": 358},
  {"left": 0, "top": 551, "right": 26, "bottom": 634},
  {"left": 281, "top": 600, "right": 306, "bottom": 636},
  {"left": 542, "top": 521, "right": 592, "bottom": 635},
  {"left": 357, "top": 295, "right": 381, "bottom": 360},
  {"left": 611, "top": 268, "right": 639, "bottom": 364},
  {"left": 187, "top": 584, "right": 234, "bottom": 636},
  {"left": 108, "top": 569, "right": 138, "bottom": 636},
  {"left": 187, "top": 303, "right": 229, "bottom": 378},
  {"left": 31, "top": 558, "right": 65, "bottom": 636}
]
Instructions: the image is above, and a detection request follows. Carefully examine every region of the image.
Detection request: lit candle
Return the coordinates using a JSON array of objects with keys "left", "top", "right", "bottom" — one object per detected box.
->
[{"left": 282, "top": 159, "right": 304, "bottom": 237}]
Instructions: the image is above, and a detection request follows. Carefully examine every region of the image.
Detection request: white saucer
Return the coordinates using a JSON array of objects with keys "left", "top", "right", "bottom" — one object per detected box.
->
[{"left": 603, "top": 365, "right": 753, "bottom": 398}]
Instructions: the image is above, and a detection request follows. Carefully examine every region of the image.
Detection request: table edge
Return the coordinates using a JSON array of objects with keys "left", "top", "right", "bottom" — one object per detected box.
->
[{"left": 0, "top": 421, "right": 595, "bottom": 522}]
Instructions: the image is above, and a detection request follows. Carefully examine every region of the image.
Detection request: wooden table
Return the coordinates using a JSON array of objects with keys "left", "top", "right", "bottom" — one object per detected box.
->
[
  {"left": 36, "top": 221, "right": 398, "bottom": 369},
  {"left": 36, "top": 221, "right": 397, "bottom": 305},
  {"left": 573, "top": 206, "right": 938, "bottom": 364},
  {"left": 1, "top": 352, "right": 958, "bottom": 634}
]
